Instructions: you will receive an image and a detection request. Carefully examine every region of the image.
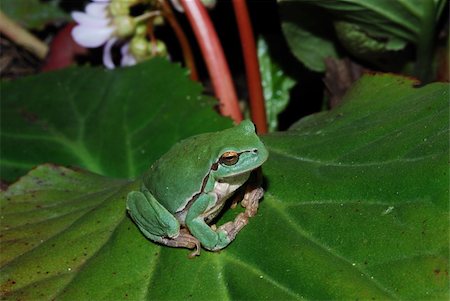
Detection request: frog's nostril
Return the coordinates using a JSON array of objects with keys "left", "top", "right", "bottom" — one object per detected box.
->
[{"left": 253, "top": 149, "right": 258, "bottom": 154}]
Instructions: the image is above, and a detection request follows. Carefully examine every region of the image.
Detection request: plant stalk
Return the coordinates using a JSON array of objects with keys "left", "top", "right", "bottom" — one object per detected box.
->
[
  {"left": 0, "top": 10, "right": 48, "bottom": 59},
  {"left": 161, "top": 0, "right": 198, "bottom": 80},
  {"left": 180, "top": 0, "right": 243, "bottom": 122},
  {"left": 232, "top": 0, "right": 267, "bottom": 133}
]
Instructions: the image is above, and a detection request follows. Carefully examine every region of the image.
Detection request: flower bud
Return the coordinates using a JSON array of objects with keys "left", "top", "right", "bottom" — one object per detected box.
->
[
  {"left": 110, "top": 0, "right": 141, "bottom": 15},
  {"left": 153, "top": 16, "right": 165, "bottom": 26},
  {"left": 109, "top": 1, "right": 129, "bottom": 16},
  {"left": 114, "top": 15, "right": 136, "bottom": 38},
  {"left": 135, "top": 24, "right": 147, "bottom": 37},
  {"left": 130, "top": 36, "right": 151, "bottom": 59},
  {"left": 202, "top": 0, "right": 217, "bottom": 9},
  {"left": 150, "top": 40, "right": 168, "bottom": 57}
]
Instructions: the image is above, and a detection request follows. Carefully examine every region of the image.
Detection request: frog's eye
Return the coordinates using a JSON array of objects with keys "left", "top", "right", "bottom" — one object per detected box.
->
[{"left": 219, "top": 151, "right": 239, "bottom": 166}]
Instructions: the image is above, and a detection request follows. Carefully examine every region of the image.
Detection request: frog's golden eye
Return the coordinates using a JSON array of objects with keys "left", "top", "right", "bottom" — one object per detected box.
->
[{"left": 219, "top": 151, "right": 239, "bottom": 166}]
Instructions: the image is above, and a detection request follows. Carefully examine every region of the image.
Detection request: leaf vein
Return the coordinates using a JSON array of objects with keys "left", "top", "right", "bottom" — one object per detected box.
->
[{"left": 266, "top": 196, "right": 401, "bottom": 299}]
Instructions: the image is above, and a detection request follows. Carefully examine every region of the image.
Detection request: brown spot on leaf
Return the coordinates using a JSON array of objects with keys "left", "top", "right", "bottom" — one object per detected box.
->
[
  {"left": 0, "top": 181, "right": 9, "bottom": 191},
  {"left": 19, "top": 108, "right": 39, "bottom": 124},
  {"left": 0, "top": 279, "right": 16, "bottom": 296}
]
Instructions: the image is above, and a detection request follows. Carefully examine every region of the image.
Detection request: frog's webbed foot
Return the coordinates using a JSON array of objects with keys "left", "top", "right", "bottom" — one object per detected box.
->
[
  {"left": 218, "top": 187, "right": 263, "bottom": 237},
  {"left": 162, "top": 228, "right": 201, "bottom": 257},
  {"left": 186, "top": 183, "right": 265, "bottom": 252},
  {"left": 241, "top": 186, "right": 264, "bottom": 217},
  {"left": 217, "top": 212, "right": 248, "bottom": 241},
  {"left": 217, "top": 186, "right": 264, "bottom": 241}
]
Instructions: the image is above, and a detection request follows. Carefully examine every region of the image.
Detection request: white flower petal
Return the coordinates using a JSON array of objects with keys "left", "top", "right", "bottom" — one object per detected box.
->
[
  {"left": 71, "top": 11, "right": 110, "bottom": 27},
  {"left": 170, "top": 0, "right": 184, "bottom": 12},
  {"left": 121, "top": 54, "right": 137, "bottom": 67},
  {"left": 103, "top": 38, "right": 117, "bottom": 69},
  {"left": 120, "top": 43, "right": 137, "bottom": 67},
  {"left": 120, "top": 43, "right": 130, "bottom": 56},
  {"left": 72, "top": 25, "right": 114, "bottom": 48},
  {"left": 85, "top": 3, "right": 109, "bottom": 18}
]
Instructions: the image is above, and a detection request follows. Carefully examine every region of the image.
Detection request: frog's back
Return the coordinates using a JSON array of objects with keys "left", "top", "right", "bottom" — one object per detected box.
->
[{"left": 143, "top": 132, "right": 220, "bottom": 213}]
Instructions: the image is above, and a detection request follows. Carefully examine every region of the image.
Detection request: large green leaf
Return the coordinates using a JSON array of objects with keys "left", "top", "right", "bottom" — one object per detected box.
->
[
  {"left": 1, "top": 74, "right": 448, "bottom": 300},
  {"left": 0, "top": 165, "right": 140, "bottom": 300},
  {"left": 0, "top": 59, "right": 232, "bottom": 182},
  {"left": 261, "top": 75, "right": 449, "bottom": 299}
]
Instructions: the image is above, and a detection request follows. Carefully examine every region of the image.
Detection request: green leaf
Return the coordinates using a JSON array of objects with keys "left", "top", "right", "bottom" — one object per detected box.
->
[
  {"left": 278, "top": 0, "right": 447, "bottom": 71},
  {"left": 257, "top": 37, "right": 296, "bottom": 132},
  {"left": 261, "top": 74, "right": 449, "bottom": 299},
  {"left": 278, "top": 2, "right": 340, "bottom": 72},
  {"left": 1, "top": 0, "right": 68, "bottom": 30},
  {"left": 298, "top": 0, "right": 445, "bottom": 43},
  {"left": 1, "top": 74, "right": 448, "bottom": 299},
  {"left": 0, "top": 59, "right": 232, "bottom": 182},
  {"left": 0, "top": 164, "right": 145, "bottom": 300}
]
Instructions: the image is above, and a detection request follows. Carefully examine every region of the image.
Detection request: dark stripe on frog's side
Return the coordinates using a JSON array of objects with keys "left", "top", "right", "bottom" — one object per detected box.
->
[{"left": 175, "top": 151, "right": 251, "bottom": 219}]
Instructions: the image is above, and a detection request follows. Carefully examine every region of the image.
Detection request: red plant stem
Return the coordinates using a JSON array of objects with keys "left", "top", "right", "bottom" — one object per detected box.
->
[
  {"left": 232, "top": 0, "right": 267, "bottom": 133},
  {"left": 41, "top": 23, "right": 88, "bottom": 71},
  {"left": 161, "top": 0, "right": 198, "bottom": 80},
  {"left": 180, "top": 0, "right": 243, "bottom": 122}
]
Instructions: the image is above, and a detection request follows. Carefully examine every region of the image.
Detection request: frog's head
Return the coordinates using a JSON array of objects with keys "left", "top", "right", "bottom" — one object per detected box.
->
[{"left": 211, "top": 120, "right": 269, "bottom": 179}]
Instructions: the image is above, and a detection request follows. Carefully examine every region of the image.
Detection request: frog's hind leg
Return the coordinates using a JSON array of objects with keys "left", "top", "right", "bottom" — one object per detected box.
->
[
  {"left": 127, "top": 189, "right": 200, "bottom": 256},
  {"left": 165, "top": 228, "right": 201, "bottom": 257}
]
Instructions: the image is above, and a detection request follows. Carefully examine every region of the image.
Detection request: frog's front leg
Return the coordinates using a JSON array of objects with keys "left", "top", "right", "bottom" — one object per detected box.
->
[
  {"left": 215, "top": 186, "right": 264, "bottom": 240},
  {"left": 185, "top": 193, "right": 235, "bottom": 251},
  {"left": 241, "top": 186, "right": 264, "bottom": 217},
  {"left": 127, "top": 188, "right": 200, "bottom": 255}
]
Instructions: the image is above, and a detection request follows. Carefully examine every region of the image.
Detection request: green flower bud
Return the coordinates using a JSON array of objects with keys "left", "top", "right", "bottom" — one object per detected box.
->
[
  {"left": 110, "top": 0, "right": 141, "bottom": 16},
  {"left": 109, "top": 1, "right": 129, "bottom": 16},
  {"left": 202, "top": 0, "right": 217, "bottom": 9},
  {"left": 153, "top": 16, "right": 165, "bottom": 26},
  {"left": 135, "top": 24, "right": 147, "bottom": 37},
  {"left": 114, "top": 15, "right": 136, "bottom": 38},
  {"left": 130, "top": 36, "right": 151, "bottom": 60},
  {"left": 150, "top": 40, "right": 168, "bottom": 57}
]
